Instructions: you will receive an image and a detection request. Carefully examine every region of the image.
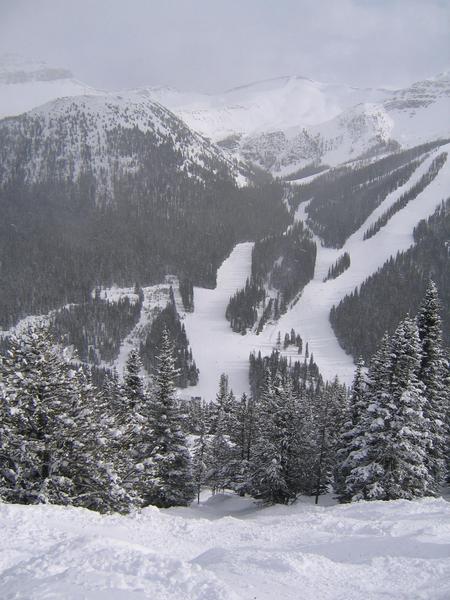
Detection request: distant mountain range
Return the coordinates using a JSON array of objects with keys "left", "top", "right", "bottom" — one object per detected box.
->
[{"left": 1, "top": 54, "right": 449, "bottom": 180}]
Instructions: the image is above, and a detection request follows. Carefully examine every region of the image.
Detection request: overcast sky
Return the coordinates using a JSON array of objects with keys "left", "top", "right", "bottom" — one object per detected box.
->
[{"left": 1, "top": 0, "right": 449, "bottom": 92}]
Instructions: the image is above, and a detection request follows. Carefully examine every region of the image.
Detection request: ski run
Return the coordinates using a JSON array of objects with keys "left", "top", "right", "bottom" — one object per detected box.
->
[{"left": 183, "top": 143, "right": 450, "bottom": 395}]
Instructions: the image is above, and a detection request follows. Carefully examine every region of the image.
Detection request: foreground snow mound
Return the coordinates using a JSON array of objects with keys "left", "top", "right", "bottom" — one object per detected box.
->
[{"left": 0, "top": 495, "right": 449, "bottom": 599}]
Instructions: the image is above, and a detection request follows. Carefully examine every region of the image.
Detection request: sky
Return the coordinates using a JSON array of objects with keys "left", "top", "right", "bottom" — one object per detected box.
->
[{"left": 0, "top": 0, "right": 449, "bottom": 92}]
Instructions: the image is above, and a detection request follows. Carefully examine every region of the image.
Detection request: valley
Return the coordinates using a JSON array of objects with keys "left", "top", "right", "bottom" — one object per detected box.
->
[{"left": 1, "top": 5, "right": 449, "bottom": 595}]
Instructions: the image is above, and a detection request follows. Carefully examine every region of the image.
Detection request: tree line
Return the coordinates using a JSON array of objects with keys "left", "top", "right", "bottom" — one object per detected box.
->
[
  {"left": 288, "top": 140, "right": 448, "bottom": 248},
  {"left": 225, "top": 221, "right": 316, "bottom": 334},
  {"left": 363, "top": 152, "right": 447, "bottom": 240},
  {"left": 331, "top": 199, "right": 450, "bottom": 361}
]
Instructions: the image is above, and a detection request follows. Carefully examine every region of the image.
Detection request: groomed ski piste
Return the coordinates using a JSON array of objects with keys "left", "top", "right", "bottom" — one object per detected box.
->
[
  {"left": 183, "top": 144, "right": 450, "bottom": 397},
  {"left": 0, "top": 493, "right": 449, "bottom": 599}
]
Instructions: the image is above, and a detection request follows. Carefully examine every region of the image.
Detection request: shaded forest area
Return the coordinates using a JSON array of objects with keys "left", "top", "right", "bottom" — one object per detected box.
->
[
  {"left": 226, "top": 221, "right": 316, "bottom": 333},
  {"left": 288, "top": 140, "right": 448, "bottom": 248},
  {"left": 0, "top": 124, "right": 290, "bottom": 328},
  {"left": 330, "top": 199, "right": 450, "bottom": 361}
]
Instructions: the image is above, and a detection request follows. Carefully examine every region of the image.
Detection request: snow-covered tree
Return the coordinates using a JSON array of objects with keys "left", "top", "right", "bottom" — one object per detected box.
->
[
  {"left": 122, "top": 349, "right": 146, "bottom": 410},
  {"left": 250, "top": 370, "right": 303, "bottom": 504},
  {"left": 335, "top": 358, "right": 367, "bottom": 502},
  {"left": 417, "top": 280, "right": 448, "bottom": 490},
  {"left": 144, "top": 329, "right": 194, "bottom": 507},
  {"left": 0, "top": 325, "right": 128, "bottom": 512},
  {"left": 205, "top": 407, "right": 237, "bottom": 494},
  {"left": 346, "top": 319, "right": 433, "bottom": 501},
  {"left": 191, "top": 421, "right": 208, "bottom": 503},
  {"left": 211, "top": 373, "right": 233, "bottom": 433},
  {"left": 312, "top": 377, "right": 348, "bottom": 503}
]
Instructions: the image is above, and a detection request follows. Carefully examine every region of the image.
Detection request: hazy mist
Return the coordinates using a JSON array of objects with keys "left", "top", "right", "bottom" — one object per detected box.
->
[{"left": 1, "top": 0, "right": 449, "bottom": 92}]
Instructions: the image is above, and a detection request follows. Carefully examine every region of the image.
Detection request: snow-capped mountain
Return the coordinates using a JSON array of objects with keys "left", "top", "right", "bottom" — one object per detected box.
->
[
  {"left": 2, "top": 54, "right": 448, "bottom": 180},
  {"left": 145, "top": 76, "right": 391, "bottom": 141},
  {"left": 0, "top": 90, "right": 244, "bottom": 199},
  {"left": 0, "top": 54, "right": 102, "bottom": 119},
  {"left": 144, "top": 73, "right": 450, "bottom": 176}
]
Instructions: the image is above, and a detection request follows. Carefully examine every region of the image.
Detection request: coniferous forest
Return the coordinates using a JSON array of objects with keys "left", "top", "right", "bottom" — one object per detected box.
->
[
  {"left": 331, "top": 199, "right": 450, "bottom": 360},
  {"left": 0, "top": 118, "right": 290, "bottom": 330},
  {"left": 226, "top": 221, "right": 316, "bottom": 333},
  {"left": 288, "top": 140, "right": 449, "bottom": 248},
  {"left": 1, "top": 282, "right": 447, "bottom": 511}
]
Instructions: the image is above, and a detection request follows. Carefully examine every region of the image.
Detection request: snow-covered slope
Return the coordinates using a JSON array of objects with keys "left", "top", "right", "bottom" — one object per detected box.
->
[
  {"left": 145, "top": 73, "right": 450, "bottom": 176},
  {"left": 0, "top": 494, "right": 449, "bottom": 599},
  {"left": 3, "top": 54, "right": 448, "bottom": 180},
  {"left": 0, "top": 90, "right": 244, "bottom": 199},
  {"left": 147, "top": 76, "right": 391, "bottom": 142},
  {"left": 0, "top": 54, "right": 102, "bottom": 119},
  {"left": 182, "top": 144, "right": 450, "bottom": 393}
]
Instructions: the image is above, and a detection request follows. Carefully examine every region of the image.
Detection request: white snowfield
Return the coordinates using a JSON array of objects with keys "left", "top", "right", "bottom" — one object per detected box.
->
[
  {"left": 0, "top": 54, "right": 102, "bottom": 119},
  {"left": 184, "top": 145, "right": 450, "bottom": 395},
  {"left": 0, "top": 495, "right": 449, "bottom": 599},
  {"left": 146, "top": 72, "right": 450, "bottom": 176}
]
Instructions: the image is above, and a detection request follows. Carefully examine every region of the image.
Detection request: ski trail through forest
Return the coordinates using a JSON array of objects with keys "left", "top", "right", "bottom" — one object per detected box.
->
[{"left": 183, "top": 145, "right": 450, "bottom": 397}]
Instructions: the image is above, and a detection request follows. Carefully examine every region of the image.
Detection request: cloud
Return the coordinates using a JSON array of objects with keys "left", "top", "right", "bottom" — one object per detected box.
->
[{"left": 0, "top": 0, "right": 448, "bottom": 91}]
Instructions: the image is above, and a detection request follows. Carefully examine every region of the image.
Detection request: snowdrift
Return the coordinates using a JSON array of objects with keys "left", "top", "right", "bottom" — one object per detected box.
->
[{"left": 0, "top": 494, "right": 449, "bottom": 599}]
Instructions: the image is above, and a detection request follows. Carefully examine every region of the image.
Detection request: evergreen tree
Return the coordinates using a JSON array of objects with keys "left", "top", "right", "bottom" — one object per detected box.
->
[
  {"left": 192, "top": 421, "right": 208, "bottom": 503},
  {"left": 113, "top": 350, "right": 154, "bottom": 505},
  {"left": 335, "top": 358, "right": 367, "bottom": 502},
  {"left": 346, "top": 319, "right": 434, "bottom": 500},
  {"left": 144, "top": 329, "right": 195, "bottom": 507},
  {"left": 211, "top": 373, "right": 233, "bottom": 433},
  {"left": 122, "top": 349, "right": 145, "bottom": 410},
  {"left": 417, "top": 280, "right": 448, "bottom": 490},
  {"left": 0, "top": 325, "right": 127, "bottom": 512},
  {"left": 312, "top": 377, "right": 348, "bottom": 503},
  {"left": 250, "top": 371, "right": 301, "bottom": 504},
  {"left": 205, "top": 407, "right": 236, "bottom": 494}
]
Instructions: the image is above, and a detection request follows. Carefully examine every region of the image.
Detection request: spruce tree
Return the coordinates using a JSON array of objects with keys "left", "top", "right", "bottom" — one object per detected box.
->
[
  {"left": 114, "top": 350, "right": 154, "bottom": 505},
  {"left": 205, "top": 407, "right": 236, "bottom": 494},
  {"left": 144, "top": 329, "right": 194, "bottom": 507},
  {"left": 417, "top": 280, "right": 448, "bottom": 490},
  {"left": 344, "top": 334, "right": 391, "bottom": 501},
  {"left": 346, "top": 320, "right": 433, "bottom": 501},
  {"left": 0, "top": 325, "right": 127, "bottom": 512},
  {"left": 335, "top": 358, "right": 367, "bottom": 502},
  {"left": 250, "top": 370, "right": 297, "bottom": 504},
  {"left": 312, "top": 377, "right": 348, "bottom": 503},
  {"left": 192, "top": 421, "right": 208, "bottom": 503}
]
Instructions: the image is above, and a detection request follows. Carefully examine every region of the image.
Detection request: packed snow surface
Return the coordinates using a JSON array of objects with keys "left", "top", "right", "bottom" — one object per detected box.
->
[
  {"left": 183, "top": 243, "right": 254, "bottom": 399},
  {"left": 0, "top": 494, "right": 449, "bottom": 599}
]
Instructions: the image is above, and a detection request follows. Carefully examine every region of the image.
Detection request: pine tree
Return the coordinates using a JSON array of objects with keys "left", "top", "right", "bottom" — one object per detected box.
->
[
  {"left": 192, "top": 421, "right": 208, "bottom": 503},
  {"left": 211, "top": 373, "right": 233, "bottom": 433},
  {"left": 344, "top": 334, "right": 391, "bottom": 501},
  {"left": 0, "top": 325, "right": 127, "bottom": 512},
  {"left": 250, "top": 370, "right": 299, "bottom": 504},
  {"left": 205, "top": 407, "right": 236, "bottom": 494},
  {"left": 335, "top": 359, "right": 367, "bottom": 502},
  {"left": 417, "top": 280, "right": 448, "bottom": 490},
  {"left": 122, "top": 349, "right": 145, "bottom": 410},
  {"left": 312, "top": 377, "right": 348, "bottom": 503},
  {"left": 114, "top": 350, "right": 154, "bottom": 505},
  {"left": 228, "top": 393, "right": 254, "bottom": 495},
  {"left": 144, "top": 329, "right": 194, "bottom": 507},
  {"left": 346, "top": 319, "right": 433, "bottom": 501}
]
